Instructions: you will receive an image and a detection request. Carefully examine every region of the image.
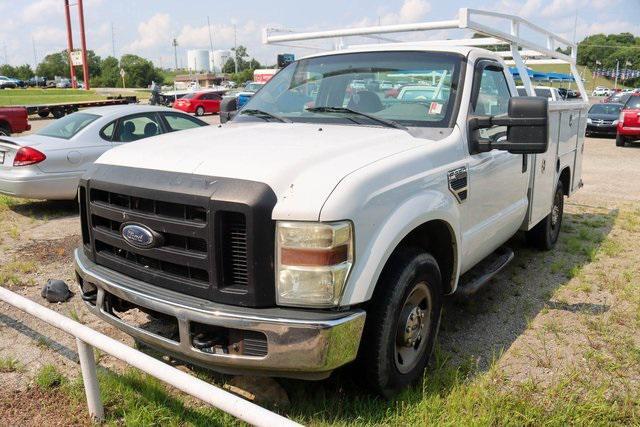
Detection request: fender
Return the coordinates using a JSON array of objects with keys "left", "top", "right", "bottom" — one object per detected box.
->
[{"left": 340, "top": 189, "right": 462, "bottom": 305}]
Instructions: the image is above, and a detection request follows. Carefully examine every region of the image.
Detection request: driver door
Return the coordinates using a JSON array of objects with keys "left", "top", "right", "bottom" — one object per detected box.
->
[{"left": 461, "top": 61, "right": 529, "bottom": 271}]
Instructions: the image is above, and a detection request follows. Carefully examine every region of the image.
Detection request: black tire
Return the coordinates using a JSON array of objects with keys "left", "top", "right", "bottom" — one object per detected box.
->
[
  {"left": 358, "top": 246, "right": 442, "bottom": 397},
  {"left": 527, "top": 180, "right": 564, "bottom": 250},
  {"left": 0, "top": 126, "right": 9, "bottom": 136},
  {"left": 616, "top": 134, "right": 626, "bottom": 147},
  {"left": 51, "top": 107, "right": 65, "bottom": 119},
  {"left": 195, "top": 106, "right": 205, "bottom": 116},
  {"left": 38, "top": 110, "right": 50, "bottom": 118}
]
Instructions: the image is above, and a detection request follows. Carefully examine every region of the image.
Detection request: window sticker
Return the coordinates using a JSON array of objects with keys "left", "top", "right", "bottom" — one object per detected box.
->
[{"left": 428, "top": 102, "right": 443, "bottom": 115}]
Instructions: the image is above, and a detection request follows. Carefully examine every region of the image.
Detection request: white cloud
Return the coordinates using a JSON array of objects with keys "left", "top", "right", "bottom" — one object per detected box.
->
[
  {"left": 124, "top": 13, "right": 171, "bottom": 53},
  {"left": 22, "top": 0, "right": 62, "bottom": 23},
  {"left": 32, "top": 25, "right": 66, "bottom": 43}
]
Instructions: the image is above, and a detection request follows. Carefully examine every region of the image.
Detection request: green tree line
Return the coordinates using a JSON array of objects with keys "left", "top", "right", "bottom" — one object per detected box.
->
[{"left": 577, "top": 32, "right": 640, "bottom": 86}]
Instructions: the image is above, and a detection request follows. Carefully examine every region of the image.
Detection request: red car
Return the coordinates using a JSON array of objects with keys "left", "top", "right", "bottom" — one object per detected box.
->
[
  {"left": 173, "top": 90, "right": 226, "bottom": 116},
  {"left": 616, "top": 94, "right": 640, "bottom": 147},
  {"left": 0, "top": 107, "right": 31, "bottom": 136}
]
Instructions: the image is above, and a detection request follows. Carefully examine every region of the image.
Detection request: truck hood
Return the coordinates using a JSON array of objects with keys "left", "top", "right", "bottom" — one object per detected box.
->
[{"left": 96, "top": 122, "right": 425, "bottom": 220}]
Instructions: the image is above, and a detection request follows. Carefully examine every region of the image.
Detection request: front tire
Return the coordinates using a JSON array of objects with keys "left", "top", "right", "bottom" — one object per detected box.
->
[
  {"left": 616, "top": 134, "right": 626, "bottom": 147},
  {"left": 358, "top": 247, "right": 442, "bottom": 397},
  {"left": 527, "top": 180, "right": 564, "bottom": 250},
  {"left": 0, "top": 126, "right": 9, "bottom": 136},
  {"left": 195, "top": 106, "right": 205, "bottom": 116}
]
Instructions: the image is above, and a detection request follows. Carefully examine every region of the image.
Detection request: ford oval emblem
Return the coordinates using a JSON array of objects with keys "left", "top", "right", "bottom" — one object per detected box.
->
[{"left": 120, "top": 223, "right": 160, "bottom": 249}]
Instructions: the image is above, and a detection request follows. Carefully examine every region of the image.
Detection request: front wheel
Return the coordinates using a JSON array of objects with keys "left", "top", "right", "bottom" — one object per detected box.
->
[
  {"left": 195, "top": 106, "right": 205, "bottom": 116},
  {"left": 616, "top": 134, "right": 626, "bottom": 147},
  {"left": 0, "top": 126, "right": 9, "bottom": 136},
  {"left": 527, "top": 180, "right": 564, "bottom": 250},
  {"left": 358, "top": 247, "right": 442, "bottom": 397}
]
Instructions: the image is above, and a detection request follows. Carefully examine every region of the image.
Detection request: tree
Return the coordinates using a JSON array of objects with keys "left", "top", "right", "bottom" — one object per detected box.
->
[
  {"left": 577, "top": 33, "right": 640, "bottom": 86},
  {"left": 97, "top": 56, "right": 120, "bottom": 87},
  {"left": 222, "top": 58, "right": 236, "bottom": 74},
  {"left": 36, "top": 51, "right": 68, "bottom": 78},
  {"left": 120, "top": 54, "right": 162, "bottom": 88}
]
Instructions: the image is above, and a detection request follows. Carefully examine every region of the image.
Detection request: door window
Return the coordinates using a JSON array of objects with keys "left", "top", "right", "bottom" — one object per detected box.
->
[
  {"left": 114, "top": 113, "right": 162, "bottom": 142},
  {"left": 163, "top": 113, "right": 207, "bottom": 131},
  {"left": 473, "top": 67, "right": 511, "bottom": 141},
  {"left": 100, "top": 121, "right": 115, "bottom": 141}
]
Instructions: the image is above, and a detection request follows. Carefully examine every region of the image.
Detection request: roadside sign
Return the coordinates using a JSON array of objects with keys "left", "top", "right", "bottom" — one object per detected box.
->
[
  {"left": 70, "top": 50, "right": 83, "bottom": 66},
  {"left": 119, "top": 68, "right": 126, "bottom": 77}
]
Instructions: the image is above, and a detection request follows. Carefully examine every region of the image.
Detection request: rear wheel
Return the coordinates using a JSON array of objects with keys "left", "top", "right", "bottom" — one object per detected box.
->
[
  {"left": 527, "top": 180, "right": 564, "bottom": 250},
  {"left": 195, "top": 106, "right": 205, "bottom": 116},
  {"left": 616, "top": 134, "right": 626, "bottom": 147},
  {"left": 358, "top": 247, "right": 442, "bottom": 397},
  {"left": 51, "top": 107, "right": 65, "bottom": 119},
  {"left": 0, "top": 126, "right": 9, "bottom": 136},
  {"left": 38, "top": 110, "right": 50, "bottom": 118}
]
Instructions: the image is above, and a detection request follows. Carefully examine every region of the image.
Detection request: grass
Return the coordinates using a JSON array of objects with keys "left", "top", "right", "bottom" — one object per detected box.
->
[
  {"left": 0, "top": 259, "right": 37, "bottom": 286},
  {"left": 0, "top": 356, "right": 23, "bottom": 373},
  {"left": 0, "top": 88, "right": 106, "bottom": 107},
  {"left": 529, "top": 64, "right": 634, "bottom": 91},
  {"left": 35, "top": 364, "right": 66, "bottom": 389}
]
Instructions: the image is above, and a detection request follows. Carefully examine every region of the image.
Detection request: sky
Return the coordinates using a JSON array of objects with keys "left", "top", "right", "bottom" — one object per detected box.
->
[{"left": 0, "top": 0, "right": 639, "bottom": 69}]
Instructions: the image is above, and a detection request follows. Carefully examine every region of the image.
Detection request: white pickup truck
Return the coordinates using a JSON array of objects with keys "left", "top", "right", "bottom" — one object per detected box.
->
[{"left": 74, "top": 9, "right": 588, "bottom": 396}]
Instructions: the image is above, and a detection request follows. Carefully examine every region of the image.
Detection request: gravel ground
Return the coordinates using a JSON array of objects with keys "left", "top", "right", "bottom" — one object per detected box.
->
[{"left": 0, "top": 110, "right": 638, "bottom": 422}]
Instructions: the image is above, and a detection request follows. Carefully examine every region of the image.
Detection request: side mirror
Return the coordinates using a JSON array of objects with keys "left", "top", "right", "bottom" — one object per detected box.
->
[
  {"left": 469, "top": 96, "right": 548, "bottom": 155},
  {"left": 219, "top": 96, "right": 238, "bottom": 124}
]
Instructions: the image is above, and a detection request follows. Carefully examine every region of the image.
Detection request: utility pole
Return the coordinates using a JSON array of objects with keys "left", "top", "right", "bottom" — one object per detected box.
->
[
  {"left": 233, "top": 24, "right": 238, "bottom": 73},
  {"left": 614, "top": 59, "right": 619, "bottom": 90},
  {"left": 207, "top": 16, "right": 214, "bottom": 74},
  {"left": 32, "top": 38, "right": 38, "bottom": 82},
  {"left": 111, "top": 22, "right": 116, "bottom": 58},
  {"left": 172, "top": 38, "right": 179, "bottom": 70},
  {"left": 77, "top": 0, "right": 90, "bottom": 90}
]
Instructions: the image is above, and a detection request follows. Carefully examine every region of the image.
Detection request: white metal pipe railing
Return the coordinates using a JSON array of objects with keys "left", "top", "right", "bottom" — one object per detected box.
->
[{"left": 0, "top": 286, "right": 302, "bottom": 427}]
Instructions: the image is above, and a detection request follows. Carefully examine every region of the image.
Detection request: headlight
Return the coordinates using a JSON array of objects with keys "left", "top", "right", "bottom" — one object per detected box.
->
[
  {"left": 586, "top": 118, "right": 592, "bottom": 124},
  {"left": 612, "top": 119, "right": 619, "bottom": 126},
  {"left": 276, "top": 221, "right": 353, "bottom": 307}
]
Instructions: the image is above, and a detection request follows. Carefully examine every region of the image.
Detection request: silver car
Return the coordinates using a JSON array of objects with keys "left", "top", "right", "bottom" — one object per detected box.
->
[{"left": 0, "top": 105, "right": 208, "bottom": 200}]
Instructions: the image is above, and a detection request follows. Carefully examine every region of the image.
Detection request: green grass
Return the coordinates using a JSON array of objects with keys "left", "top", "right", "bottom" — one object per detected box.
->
[
  {"left": 0, "top": 356, "right": 23, "bottom": 373},
  {"left": 0, "top": 88, "right": 106, "bottom": 107},
  {"left": 35, "top": 364, "right": 66, "bottom": 389},
  {"left": 528, "top": 64, "right": 633, "bottom": 91}
]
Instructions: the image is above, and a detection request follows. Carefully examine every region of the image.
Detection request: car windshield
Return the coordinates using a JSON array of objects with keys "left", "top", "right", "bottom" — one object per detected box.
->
[
  {"left": 182, "top": 93, "right": 197, "bottom": 99},
  {"left": 37, "top": 112, "right": 99, "bottom": 139},
  {"left": 238, "top": 51, "right": 462, "bottom": 128},
  {"left": 589, "top": 104, "right": 622, "bottom": 115},
  {"left": 625, "top": 96, "right": 640, "bottom": 109}
]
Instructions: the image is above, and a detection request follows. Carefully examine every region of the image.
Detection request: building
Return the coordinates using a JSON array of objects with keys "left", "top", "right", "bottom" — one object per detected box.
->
[
  {"left": 187, "top": 49, "right": 211, "bottom": 72},
  {"left": 174, "top": 73, "right": 222, "bottom": 88},
  {"left": 211, "top": 49, "right": 232, "bottom": 73}
]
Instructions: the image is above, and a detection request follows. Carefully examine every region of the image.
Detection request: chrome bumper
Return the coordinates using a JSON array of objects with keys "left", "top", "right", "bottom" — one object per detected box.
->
[{"left": 74, "top": 249, "right": 366, "bottom": 379}]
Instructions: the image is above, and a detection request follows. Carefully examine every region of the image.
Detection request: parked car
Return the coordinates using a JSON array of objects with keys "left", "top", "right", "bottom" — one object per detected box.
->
[
  {"left": 0, "top": 107, "right": 31, "bottom": 136},
  {"left": 517, "top": 86, "right": 561, "bottom": 101},
  {"left": 604, "top": 92, "right": 631, "bottom": 104},
  {"left": 586, "top": 103, "right": 623, "bottom": 137},
  {"left": 0, "top": 76, "right": 18, "bottom": 89},
  {"left": 56, "top": 78, "right": 72, "bottom": 88},
  {"left": 592, "top": 86, "right": 610, "bottom": 96},
  {"left": 173, "top": 90, "right": 227, "bottom": 116},
  {"left": 616, "top": 94, "right": 640, "bottom": 147},
  {"left": 0, "top": 105, "right": 207, "bottom": 200},
  {"left": 27, "top": 76, "right": 47, "bottom": 87},
  {"left": 74, "top": 12, "right": 586, "bottom": 397}
]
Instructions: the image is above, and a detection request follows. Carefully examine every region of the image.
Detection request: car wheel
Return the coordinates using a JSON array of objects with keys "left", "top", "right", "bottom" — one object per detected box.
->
[
  {"left": 38, "top": 111, "right": 50, "bottom": 118},
  {"left": 358, "top": 246, "right": 442, "bottom": 397},
  {"left": 195, "top": 106, "right": 205, "bottom": 116},
  {"left": 0, "top": 126, "right": 10, "bottom": 136},
  {"left": 527, "top": 180, "right": 564, "bottom": 250},
  {"left": 616, "top": 134, "right": 626, "bottom": 147},
  {"left": 51, "top": 107, "right": 65, "bottom": 119}
]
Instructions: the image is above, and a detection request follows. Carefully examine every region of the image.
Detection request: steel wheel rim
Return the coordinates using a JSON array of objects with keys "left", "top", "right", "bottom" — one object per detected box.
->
[
  {"left": 394, "top": 282, "right": 432, "bottom": 374},
  {"left": 550, "top": 190, "right": 562, "bottom": 239}
]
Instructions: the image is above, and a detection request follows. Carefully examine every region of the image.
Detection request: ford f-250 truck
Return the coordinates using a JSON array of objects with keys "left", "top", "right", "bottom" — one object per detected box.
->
[{"left": 74, "top": 9, "right": 588, "bottom": 396}]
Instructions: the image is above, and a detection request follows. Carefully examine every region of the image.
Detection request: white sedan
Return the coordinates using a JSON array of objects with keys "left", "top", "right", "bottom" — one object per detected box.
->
[{"left": 0, "top": 105, "right": 208, "bottom": 200}]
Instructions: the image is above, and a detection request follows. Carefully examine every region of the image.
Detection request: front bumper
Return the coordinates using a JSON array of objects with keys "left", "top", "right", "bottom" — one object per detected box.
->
[
  {"left": 586, "top": 124, "right": 616, "bottom": 135},
  {"left": 74, "top": 249, "right": 366, "bottom": 379}
]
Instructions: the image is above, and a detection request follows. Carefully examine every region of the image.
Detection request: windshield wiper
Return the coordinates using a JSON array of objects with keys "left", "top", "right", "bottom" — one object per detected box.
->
[
  {"left": 305, "top": 106, "right": 408, "bottom": 131},
  {"left": 239, "top": 109, "right": 292, "bottom": 123}
]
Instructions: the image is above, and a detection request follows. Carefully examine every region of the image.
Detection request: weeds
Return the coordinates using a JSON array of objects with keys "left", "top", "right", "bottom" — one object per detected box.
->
[
  {"left": 35, "top": 364, "right": 66, "bottom": 389},
  {"left": 0, "top": 356, "right": 23, "bottom": 373}
]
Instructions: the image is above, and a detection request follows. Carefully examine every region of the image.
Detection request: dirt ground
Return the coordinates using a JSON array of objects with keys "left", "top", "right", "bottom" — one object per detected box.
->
[{"left": 0, "top": 115, "right": 639, "bottom": 424}]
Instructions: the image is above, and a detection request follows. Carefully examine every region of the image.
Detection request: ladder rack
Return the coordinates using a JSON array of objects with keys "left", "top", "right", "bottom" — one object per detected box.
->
[{"left": 263, "top": 8, "right": 588, "bottom": 100}]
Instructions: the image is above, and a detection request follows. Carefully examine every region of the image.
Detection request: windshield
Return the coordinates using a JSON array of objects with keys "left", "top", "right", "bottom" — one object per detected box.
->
[
  {"left": 245, "top": 83, "right": 264, "bottom": 92},
  {"left": 589, "top": 104, "right": 622, "bottom": 115},
  {"left": 37, "top": 112, "right": 99, "bottom": 139},
  {"left": 182, "top": 93, "right": 197, "bottom": 99},
  {"left": 238, "top": 51, "right": 462, "bottom": 128}
]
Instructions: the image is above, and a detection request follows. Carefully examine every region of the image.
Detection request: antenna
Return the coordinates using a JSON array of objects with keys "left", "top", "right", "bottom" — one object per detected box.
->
[{"left": 233, "top": 24, "right": 238, "bottom": 73}]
